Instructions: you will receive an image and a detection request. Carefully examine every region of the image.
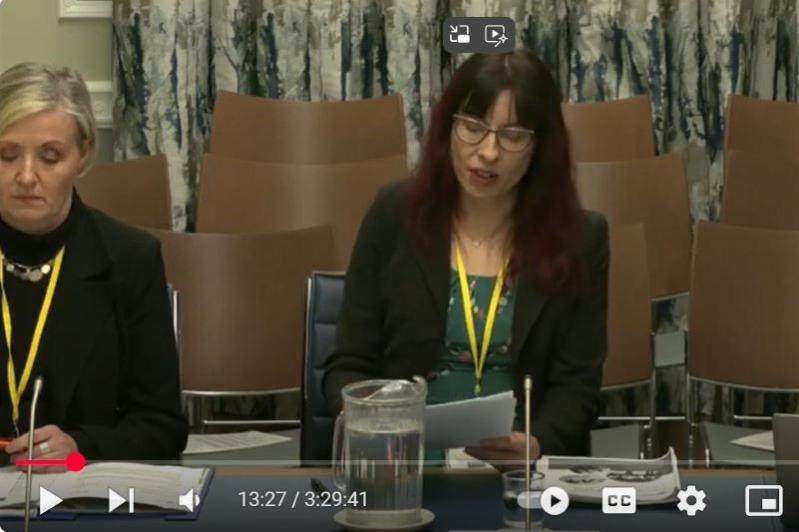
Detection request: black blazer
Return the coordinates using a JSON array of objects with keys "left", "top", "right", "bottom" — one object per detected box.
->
[
  {"left": 323, "top": 181, "right": 608, "bottom": 456},
  {"left": 26, "top": 201, "right": 187, "bottom": 460}
]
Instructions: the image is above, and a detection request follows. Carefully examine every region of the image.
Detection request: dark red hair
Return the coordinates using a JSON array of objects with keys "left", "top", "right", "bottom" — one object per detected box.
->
[{"left": 407, "top": 49, "right": 586, "bottom": 295}]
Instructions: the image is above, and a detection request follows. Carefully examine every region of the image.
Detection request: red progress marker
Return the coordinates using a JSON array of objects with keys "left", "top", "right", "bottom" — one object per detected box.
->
[{"left": 16, "top": 451, "right": 86, "bottom": 472}]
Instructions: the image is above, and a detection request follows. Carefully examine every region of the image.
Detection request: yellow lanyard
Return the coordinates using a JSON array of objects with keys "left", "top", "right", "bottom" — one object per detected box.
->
[
  {"left": 453, "top": 244, "right": 507, "bottom": 396},
  {"left": 0, "top": 247, "right": 65, "bottom": 434}
]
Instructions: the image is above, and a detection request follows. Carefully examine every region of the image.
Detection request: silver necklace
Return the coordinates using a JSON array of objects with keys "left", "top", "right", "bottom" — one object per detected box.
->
[
  {"left": 3, "top": 257, "right": 54, "bottom": 283},
  {"left": 467, "top": 236, "right": 485, "bottom": 248},
  {"left": 455, "top": 220, "right": 509, "bottom": 249}
]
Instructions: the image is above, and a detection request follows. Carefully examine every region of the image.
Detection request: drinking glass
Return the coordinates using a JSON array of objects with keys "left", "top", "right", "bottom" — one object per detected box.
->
[{"left": 502, "top": 470, "right": 545, "bottom": 529}]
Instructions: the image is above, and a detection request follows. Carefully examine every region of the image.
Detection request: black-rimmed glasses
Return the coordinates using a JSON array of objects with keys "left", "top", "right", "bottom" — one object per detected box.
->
[{"left": 452, "top": 113, "right": 535, "bottom": 152}]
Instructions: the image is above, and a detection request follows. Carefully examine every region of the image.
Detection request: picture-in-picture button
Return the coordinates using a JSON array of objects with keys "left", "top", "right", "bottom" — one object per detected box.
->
[
  {"left": 442, "top": 17, "right": 515, "bottom": 53},
  {"left": 745, "top": 485, "right": 783, "bottom": 517}
]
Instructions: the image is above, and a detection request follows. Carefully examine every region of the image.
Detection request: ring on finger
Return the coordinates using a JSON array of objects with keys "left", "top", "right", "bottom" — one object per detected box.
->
[{"left": 38, "top": 441, "right": 50, "bottom": 454}]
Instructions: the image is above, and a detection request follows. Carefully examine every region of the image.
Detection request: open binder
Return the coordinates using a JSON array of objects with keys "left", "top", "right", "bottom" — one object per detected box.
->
[{"left": 0, "top": 463, "right": 213, "bottom": 520}]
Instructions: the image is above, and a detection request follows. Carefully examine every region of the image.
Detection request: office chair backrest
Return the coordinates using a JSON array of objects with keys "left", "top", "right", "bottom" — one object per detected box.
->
[
  {"left": 689, "top": 221, "right": 799, "bottom": 387},
  {"left": 196, "top": 153, "right": 408, "bottom": 268},
  {"left": 77, "top": 154, "right": 172, "bottom": 229},
  {"left": 300, "top": 272, "right": 346, "bottom": 465},
  {"left": 576, "top": 153, "right": 691, "bottom": 299},
  {"left": 603, "top": 224, "right": 652, "bottom": 387},
  {"left": 725, "top": 94, "right": 799, "bottom": 160},
  {"left": 562, "top": 94, "right": 655, "bottom": 162},
  {"left": 208, "top": 91, "right": 407, "bottom": 164},
  {"left": 150, "top": 226, "right": 337, "bottom": 393},
  {"left": 721, "top": 149, "right": 799, "bottom": 230}
]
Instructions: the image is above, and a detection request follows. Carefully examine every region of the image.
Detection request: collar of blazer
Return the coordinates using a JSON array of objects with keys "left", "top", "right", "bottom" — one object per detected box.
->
[
  {"left": 409, "top": 224, "right": 548, "bottom": 363},
  {"left": 36, "top": 201, "right": 117, "bottom": 424}
]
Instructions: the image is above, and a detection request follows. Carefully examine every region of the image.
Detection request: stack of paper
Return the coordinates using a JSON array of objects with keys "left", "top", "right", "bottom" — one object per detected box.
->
[
  {"left": 538, "top": 448, "right": 682, "bottom": 504},
  {"left": 0, "top": 471, "right": 21, "bottom": 499}
]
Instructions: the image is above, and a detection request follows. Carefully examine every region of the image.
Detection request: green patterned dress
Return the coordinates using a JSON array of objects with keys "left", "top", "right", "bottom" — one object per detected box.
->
[{"left": 425, "top": 269, "right": 517, "bottom": 458}]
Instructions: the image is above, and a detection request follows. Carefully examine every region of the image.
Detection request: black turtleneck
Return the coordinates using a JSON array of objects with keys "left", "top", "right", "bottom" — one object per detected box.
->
[
  {"left": 0, "top": 192, "right": 80, "bottom": 265},
  {"left": 0, "top": 192, "right": 82, "bottom": 437}
]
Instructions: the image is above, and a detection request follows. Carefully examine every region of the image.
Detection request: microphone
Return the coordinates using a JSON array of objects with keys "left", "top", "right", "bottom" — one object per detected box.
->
[
  {"left": 524, "top": 375, "right": 532, "bottom": 531},
  {"left": 24, "top": 376, "right": 43, "bottom": 532}
]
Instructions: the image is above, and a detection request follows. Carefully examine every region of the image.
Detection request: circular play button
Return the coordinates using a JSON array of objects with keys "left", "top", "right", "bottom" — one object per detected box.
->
[{"left": 540, "top": 486, "right": 570, "bottom": 516}]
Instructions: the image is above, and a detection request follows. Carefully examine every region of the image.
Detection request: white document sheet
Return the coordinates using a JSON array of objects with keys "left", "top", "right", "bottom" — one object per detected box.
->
[
  {"left": 424, "top": 391, "right": 516, "bottom": 449},
  {"left": 731, "top": 431, "right": 774, "bottom": 452},
  {"left": 184, "top": 430, "right": 292, "bottom": 455}
]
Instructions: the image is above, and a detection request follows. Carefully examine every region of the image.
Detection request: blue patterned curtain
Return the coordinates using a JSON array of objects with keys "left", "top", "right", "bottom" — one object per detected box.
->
[
  {"left": 112, "top": 0, "right": 799, "bottom": 419},
  {"left": 112, "top": 0, "right": 799, "bottom": 231}
]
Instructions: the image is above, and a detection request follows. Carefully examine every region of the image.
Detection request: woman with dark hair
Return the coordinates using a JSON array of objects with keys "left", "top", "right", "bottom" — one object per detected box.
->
[{"left": 323, "top": 49, "right": 608, "bottom": 467}]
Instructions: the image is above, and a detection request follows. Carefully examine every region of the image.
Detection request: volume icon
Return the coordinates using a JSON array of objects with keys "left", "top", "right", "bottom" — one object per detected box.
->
[{"left": 179, "top": 488, "right": 200, "bottom": 512}]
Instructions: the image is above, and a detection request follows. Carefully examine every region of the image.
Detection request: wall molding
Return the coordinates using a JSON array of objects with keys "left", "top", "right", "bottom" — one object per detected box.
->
[
  {"left": 59, "top": 0, "right": 112, "bottom": 19},
  {"left": 86, "top": 81, "right": 113, "bottom": 129}
]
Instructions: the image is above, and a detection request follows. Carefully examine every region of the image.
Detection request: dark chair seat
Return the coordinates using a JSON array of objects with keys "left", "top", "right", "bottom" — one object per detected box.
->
[{"left": 300, "top": 272, "right": 345, "bottom": 465}]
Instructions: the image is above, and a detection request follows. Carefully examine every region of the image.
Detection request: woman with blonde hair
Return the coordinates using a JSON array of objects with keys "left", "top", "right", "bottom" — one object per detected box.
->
[{"left": 0, "top": 63, "right": 186, "bottom": 470}]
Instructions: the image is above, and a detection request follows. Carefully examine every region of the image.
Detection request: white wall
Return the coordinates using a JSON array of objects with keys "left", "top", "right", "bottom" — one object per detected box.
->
[{"left": 0, "top": 0, "right": 113, "bottom": 161}]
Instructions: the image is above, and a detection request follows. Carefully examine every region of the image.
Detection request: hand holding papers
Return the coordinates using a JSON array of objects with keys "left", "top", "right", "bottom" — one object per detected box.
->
[{"left": 424, "top": 391, "right": 516, "bottom": 449}]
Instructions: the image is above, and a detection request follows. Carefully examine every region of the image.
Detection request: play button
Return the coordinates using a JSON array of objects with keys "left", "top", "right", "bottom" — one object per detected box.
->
[
  {"left": 490, "top": 28, "right": 500, "bottom": 38},
  {"left": 540, "top": 486, "right": 570, "bottom": 516},
  {"left": 39, "top": 486, "right": 63, "bottom": 515}
]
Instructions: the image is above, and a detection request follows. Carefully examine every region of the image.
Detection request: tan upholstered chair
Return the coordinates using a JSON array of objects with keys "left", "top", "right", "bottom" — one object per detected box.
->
[
  {"left": 725, "top": 94, "right": 799, "bottom": 160},
  {"left": 77, "top": 154, "right": 172, "bottom": 229},
  {"left": 721, "top": 149, "right": 799, "bottom": 230},
  {"left": 562, "top": 94, "right": 655, "bottom": 162},
  {"left": 195, "top": 153, "right": 408, "bottom": 268},
  {"left": 208, "top": 91, "right": 407, "bottom": 164},
  {"left": 576, "top": 153, "right": 691, "bottom": 300},
  {"left": 599, "top": 224, "right": 656, "bottom": 456},
  {"left": 150, "top": 226, "right": 337, "bottom": 430},
  {"left": 604, "top": 224, "right": 653, "bottom": 389},
  {"left": 687, "top": 221, "right": 799, "bottom": 464}
]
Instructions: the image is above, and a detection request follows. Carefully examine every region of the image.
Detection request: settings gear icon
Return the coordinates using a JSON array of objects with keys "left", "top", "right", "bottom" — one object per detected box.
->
[{"left": 677, "top": 485, "right": 707, "bottom": 516}]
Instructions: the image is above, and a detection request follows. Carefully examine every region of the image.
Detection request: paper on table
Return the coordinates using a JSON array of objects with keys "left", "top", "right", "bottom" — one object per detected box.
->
[
  {"left": 731, "top": 431, "right": 774, "bottom": 452},
  {"left": 424, "top": 391, "right": 516, "bottom": 449},
  {"left": 445, "top": 448, "right": 492, "bottom": 469},
  {"left": 184, "top": 430, "right": 292, "bottom": 455},
  {"left": 537, "top": 448, "right": 681, "bottom": 505},
  {"left": 0, "top": 468, "right": 21, "bottom": 499}
]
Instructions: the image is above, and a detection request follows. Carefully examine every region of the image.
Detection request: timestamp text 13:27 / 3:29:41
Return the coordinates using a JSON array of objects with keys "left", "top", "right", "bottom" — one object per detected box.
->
[{"left": 238, "top": 490, "right": 367, "bottom": 508}]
